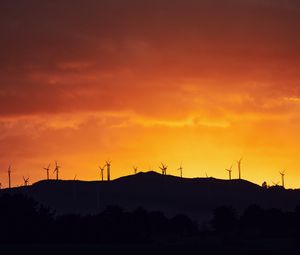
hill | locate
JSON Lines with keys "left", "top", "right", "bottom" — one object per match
{"left": 1, "top": 171, "right": 300, "bottom": 223}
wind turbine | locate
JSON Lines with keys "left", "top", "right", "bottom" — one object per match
{"left": 178, "top": 164, "right": 183, "bottom": 178}
{"left": 23, "top": 176, "right": 29, "bottom": 186}
{"left": 53, "top": 161, "right": 61, "bottom": 180}
{"left": 106, "top": 160, "right": 111, "bottom": 181}
{"left": 226, "top": 164, "right": 233, "bottom": 180}
{"left": 159, "top": 163, "right": 167, "bottom": 175}
{"left": 133, "top": 166, "right": 138, "bottom": 174}
{"left": 236, "top": 157, "right": 243, "bottom": 179}
{"left": 99, "top": 165, "right": 105, "bottom": 181}
{"left": 8, "top": 165, "right": 12, "bottom": 188}
{"left": 44, "top": 163, "right": 51, "bottom": 180}
{"left": 279, "top": 170, "right": 285, "bottom": 188}
{"left": 272, "top": 181, "right": 280, "bottom": 186}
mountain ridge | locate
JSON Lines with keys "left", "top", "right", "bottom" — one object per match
{"left": 1, "top": 171, "right": 299, "bottom": 223}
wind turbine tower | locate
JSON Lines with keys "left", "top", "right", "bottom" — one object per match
{"left": 99, "top": 165, "right": 105, "bottom": 181}
{"left": 23, "top": 176, "right": 29, "bottom": 186}
{"left": 280, "top": 170, "right": 285, "bottom": 188}
{"left": 226, "top": 164, "right": 233, "bottom": 180}
{"left": 8, "top": 165, "right": 12, "bottom": 188}
{"left": 106, "top": 160, "right": 111, "bottom": 181}
{"left": 53, "top": 161, "right": 61, "bottom": 180}
{"left": 236, "top": 158, "right": 243, "bottom": 179}
{"left": 159, "top": 163, "right": 167, "bottom": 175}
{"left": 44, "top": 163, "right": 51, "bottom": 180}
{"left": 178, "top": 164, "right": 183, "bottom": 178}
{"left": 133, "top": 166, "right": 138, "bottom": 174}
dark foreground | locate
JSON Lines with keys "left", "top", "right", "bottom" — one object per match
{"left": 1, "top": 239, "right": 299, "bottom": 255}
{"left": 2, "top": 189, "right": 300, "bottom": 254}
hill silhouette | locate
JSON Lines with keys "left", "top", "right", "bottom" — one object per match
{"left": 1, "top": 171, "right": 299, "bottom": 223}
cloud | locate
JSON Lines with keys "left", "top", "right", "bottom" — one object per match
{"left": 0, "top": 0, "right": 300, "bottom": 119}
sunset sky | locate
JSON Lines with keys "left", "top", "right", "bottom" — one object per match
{"left": 1, "top": 0, "right": 300, "bottom": 188}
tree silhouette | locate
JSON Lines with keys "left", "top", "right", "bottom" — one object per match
{"left": 211, "top": 205, "right": 238, "bottom": 234}
{"left": 240, "top": 204, "right": 265, "bottom": 238}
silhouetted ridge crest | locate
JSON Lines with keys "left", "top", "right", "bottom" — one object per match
{"left": 0, "top": 172, "right": 298, "bottom": 222}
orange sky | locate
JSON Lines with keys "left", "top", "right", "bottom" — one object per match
{"left": 1, "top": 0, "right": 300, "bottom": 188}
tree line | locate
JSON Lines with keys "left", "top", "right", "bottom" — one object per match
{"left": 0, "top": 194, "right": 197, "bottom": 243}
{"left": 1, "top": 193, "right": 300, "bottom": 244}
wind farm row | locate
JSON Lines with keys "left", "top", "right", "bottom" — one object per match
{"left": 0, "top": 158, "right": 286, "bottom": 189}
